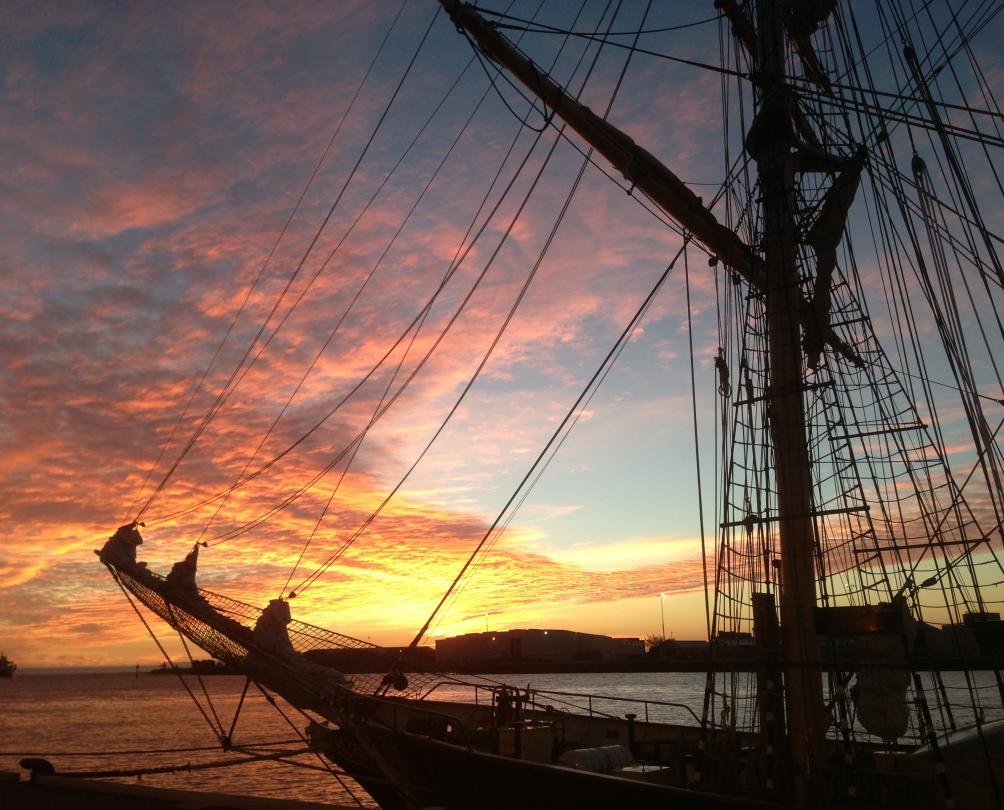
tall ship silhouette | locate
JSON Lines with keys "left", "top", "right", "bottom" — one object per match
{"left": 99, "top": 2, "right": 1004, "bottom": 807}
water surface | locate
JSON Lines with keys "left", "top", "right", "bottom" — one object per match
{"left": 1, "top": 672, "right": 374, "bottom": 806}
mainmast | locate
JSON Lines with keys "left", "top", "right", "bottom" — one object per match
{"left": 748, "top": 0, "right": 825, "bottom": 794}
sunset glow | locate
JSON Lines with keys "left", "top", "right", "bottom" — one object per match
{"left": 2, "top": 1, "right": 1001, "bottom": 669}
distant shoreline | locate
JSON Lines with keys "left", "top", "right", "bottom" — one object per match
{"left": 13, "top": 656, "right": 1000, "bottom": 677}
{"left": 13, "top": 665, "right": 162, "bottom": 675}
{"left": 443, "top": 657, "right": 1004, "bottom": 674}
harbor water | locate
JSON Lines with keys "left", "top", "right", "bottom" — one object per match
{"left": 1, "top": 671, "right": 376, "bottom": 807}
{"left": 2, "top": 670, "right": 1000, "bottom": 806}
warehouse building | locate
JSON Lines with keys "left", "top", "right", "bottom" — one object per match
{"left": 435, "top": 629, "right": 645, "bottom": 666}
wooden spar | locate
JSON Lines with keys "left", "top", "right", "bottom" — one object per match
{"left": 752, "top": 0, "right": 825, "bottom": 797}
{"left": 437, "top": 0, "right": 765, "bottom": 287}
{"left": 437, "top": 0, "right": 864, "bottom": 368}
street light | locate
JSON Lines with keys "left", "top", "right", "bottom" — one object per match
{"left": 659, "top": 592, "right": 666, "bottom": 641}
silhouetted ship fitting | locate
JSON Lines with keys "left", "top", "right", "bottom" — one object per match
{"left": 0, "top": 652, "right": 15, "bottom": 679}
{"left": 99, "top": 1, "right": 1004, "bottom": 807}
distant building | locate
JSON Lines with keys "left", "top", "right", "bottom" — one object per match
{"left": 937, "top": 612, "right": 1004, "bottom": 657}
{"left": 709, "top": 631, "right": 758, "bottom": 661}
{"left": 303, "top": 645, "right": 435, "bottom": 673}
{"left": 651, "top": 639, "right": 710, "bottom": 660}
{"left": 435, "top": 629, "right": 644, "bottom": 666}
{"left": 714, "top": 631, "right": 755, "bottom": 647}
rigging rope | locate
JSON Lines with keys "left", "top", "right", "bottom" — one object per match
{"left": 409, "top": 240, "right": 689, "bottom": 650}
{"left": 685, "top": 242, "right": 714, "bottom": 640}
{"left": 295, "top": 0, "right": 652, "bottom": 602}
{"left": 147, "top": 52, "right": 571, "bottom": 530}
{"left": 198, "top": 107, "right": 557, "bottom": 542}
{"left": 123, "top": 2, "right": 412, "bottom": 521}
{"left": 194, "top": 51, "right": 481, "bottom": 545}
{"left": 472, "top": 5, "right": 723, "bottom": 37}
{"left": 489, "top": 20, "right": 751, "bottom": 80}
{"left": 290, "top": 102, "right": 586, "bottom": 596}
{"left": 279, "top": 0, "right": 557, "bottom": 594}
{"left": 150, "top": 1, "right": 610, "bottom": 535}
{"left": 165, "top": 602, "right": 225, "bottom": 738}
{"left": 135, "top": 2, "right": 439, "bottom": 522}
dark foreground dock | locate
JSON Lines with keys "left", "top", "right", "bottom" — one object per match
{"left": 1, "top": 770, "right": 358, "bottom": 810}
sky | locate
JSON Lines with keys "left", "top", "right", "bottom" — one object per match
{"left": 2, "top": 1, "right": 1003, "bottom": 668}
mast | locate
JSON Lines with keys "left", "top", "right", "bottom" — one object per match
{"left": 440, "top": 0, "right": 828, "bottom": 793}
{"left": 749, "top": 0, "right": 825, "bottom": 795}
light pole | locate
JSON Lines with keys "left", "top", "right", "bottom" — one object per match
{"left": 659, "top": 592, "right": 666, "bottom": 641}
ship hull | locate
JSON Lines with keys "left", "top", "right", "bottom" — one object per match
{"left": 322, "top": 720, "right": 779, "bottom": 810}
{"left": 308, "top": 694, "right": 779, "bottom": 810}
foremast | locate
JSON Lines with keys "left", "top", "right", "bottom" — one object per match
{"left": 439, "top": 0, "right": 828, "bottom": 798}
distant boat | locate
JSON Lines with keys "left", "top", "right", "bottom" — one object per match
{"left": 0, "top": 652, "right": 16, "bottom": 679}
{"left": 149, "top": 658, "right": 239, "bottom": 676}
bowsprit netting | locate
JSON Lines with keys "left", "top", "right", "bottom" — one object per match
{"left": 107, "top": 560, "right": 445, "bottom": 700}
